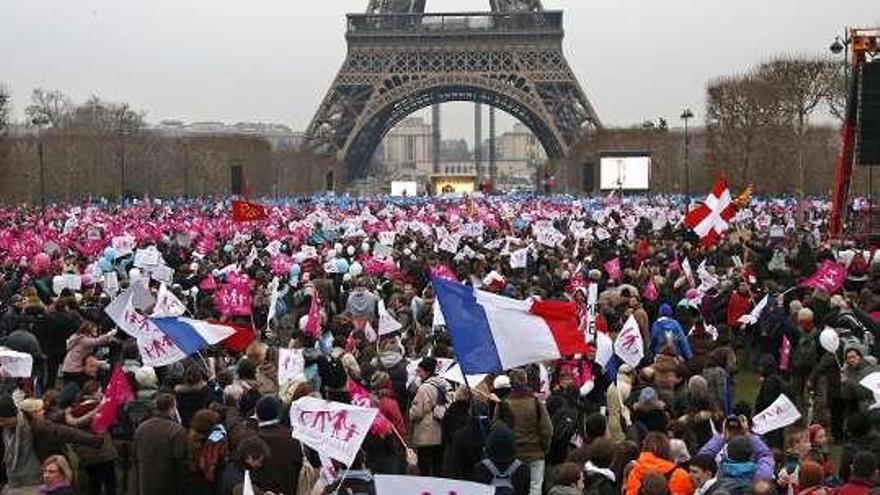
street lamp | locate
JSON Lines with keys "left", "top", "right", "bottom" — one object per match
{"left": 680, "top": 108, "right": 694, "bottom": 208}
{"left": 31, "top": 116, "right": 49, "bottom": 210}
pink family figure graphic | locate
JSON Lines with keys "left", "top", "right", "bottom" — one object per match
{"left": 300, "top": 410, "right": 360, "bottom": 442}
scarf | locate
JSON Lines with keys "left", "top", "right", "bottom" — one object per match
{"left": 585, "top": 461, "right": 616, "bottom": 482}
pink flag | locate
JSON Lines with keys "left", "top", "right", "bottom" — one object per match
{"left": 91, "top": 365, "right": 134, "bottom": 434}
{"left": 643, "top": 278, "right": 658, "bottom": 302}
{"left": 799, "top": 260, "right": 847, "bottom": 294}
{"left": 604, "top": 258, "right": 621, "bottom": 282}
{"left": 346, "top": 379, "right": 392, "bottom": 437}
{"left": 215, "top": 275, "right": 252, "bottom": 317}
{"left": 304, "top": 288, "right": 322, "bottom": 338}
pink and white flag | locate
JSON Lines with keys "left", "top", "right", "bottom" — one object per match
{"left": 799, "top": 260, "right": 847, "bottom": 294}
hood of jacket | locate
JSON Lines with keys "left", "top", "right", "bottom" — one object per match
{"left": 635, "top": 452, "right": 676, "bottom": 475}
{"left": 721, "top": 460, "right": 757, "bottom": 479}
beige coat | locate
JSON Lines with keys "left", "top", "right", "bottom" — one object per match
{"left": 606, "top": 374, "right": 633, "bottom": 443}
{"left": 409, "top": 376, "right": 448, "bottom": 447}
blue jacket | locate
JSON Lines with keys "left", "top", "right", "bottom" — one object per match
{"left": 698, "top": 434, "right": 775, "bottom": 480}
{"left": 650, "top": 317, "right": 693, "bottom": 359}
{"left": 717, "top": 461, "right": 758, "bottom": 495}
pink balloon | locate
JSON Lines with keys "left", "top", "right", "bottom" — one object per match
{"left": 31, "top": 252, "right": 51, "bottom": 275}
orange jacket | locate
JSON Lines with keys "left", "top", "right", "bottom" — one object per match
{"left": 625, "top": 452, "right": 695, "bottom": 495}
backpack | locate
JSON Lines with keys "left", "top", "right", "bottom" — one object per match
{"left": 482, "top": 458, "right": 522, "bottom": 495}
{"left": 113, "top": 396, "right": 154, "bottom": 441}
{"left": 792, "top": 334, "right": 819, "bottom": 374}
{"left": 429, "top": 381, "right": 449, "bottom": 421}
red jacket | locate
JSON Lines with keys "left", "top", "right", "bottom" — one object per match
{"left": 834, "top": 478, "right": 873, "bottom": 495}
{"left": 727, "top": 292, "right": 752, "bottom": 330}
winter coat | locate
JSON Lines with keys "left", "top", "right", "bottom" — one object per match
{"left": 64, "top": 397, "right": 118, "bottom": 466}
{"left": 698, "top": 434, "right": 775, "bottom": 481}
{"left": 716, "top": 460, "right": 758, "bottom": 495}
{"left": 841, "top": 360, "right": 880, "bottom": 410}
{"left": 409, "top": 375, "right": 448, "bottom": 447}
{"left": 61, "top": 331, "right": 114, "bottom": 373}
{"left": 584, "top": 462, "right": 618, "bottom": 495}
{"left": 839, "top": 432, "right": 880, "bottom": 482}
{"left": 503, "top": 393, "right": 553, "bottom": 463}
{"left": 835, "top": 478, "right": 874, "bottom": 495}
{"left": 442, "top": 419, "right": 487, "bottom": 481}
{"left": 605, "top": 379, "right": 632, "bottom": 443}
{"left": 624, "top": 452, "right": 694, "bottom": 495}
{"left": 130, "top": 414, "right": 188, "bottom": 495}
{"left": 1, "top": 413, "right": 102, "bottom": 489}
{"left": 174, "top": 381, "right": 213, "bottom": 429}
{"left": 727, "top": 292, "right": 752, "bottom": 330}
{"left": 651, "top": 317, "right": 693, "bottom": 359}
{"left": 251, "top": 424, "right": 303, "bottom": 495}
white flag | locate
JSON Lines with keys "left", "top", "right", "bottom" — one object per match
{"left": 0, "top": 348, "right": 34, "bottom": 378}
{"left": 105, "top": 288, "right": 187, "bottom": 367}
{"left": 613, "top": 315, "right": 644, "bottom": 368}
{"left": 111, "top": 235, "right": 136, "bottom": 258}
{"left": 752, "top": 394, "right": 801, "bottom": 435}
{"left": 289, "top": 397, "right": 378, "bottom": 466}
{"left": 738, "top": 295, "right": 769, "bottom": 327}
{"left": 278, "top": 348, "right": 305, "bottom": 387}
{"left": 152, "top": 283, "right": 187, "bottom": 318}
{"left": 375, "top": 475, "right": 493, "bottom": 495}
{"left": 682, "top": 258, "right": 694, "bottom": 285}
{"left": 859, "top": 372, "right": 880, "bottom": 409}
{"left": 439, "top": 235, "right": 460, "bottom": 254}
{"left": 378, "top": 231, "right": 396, "bottom": 246}
{"left": 245, "top": 246, "right": 259, "bottom": 269}
{"left": 510, "top": 248, "right": 529, "bottom": 269}
{"left": 378, "top": 300, "right": 402, "bottom": 336}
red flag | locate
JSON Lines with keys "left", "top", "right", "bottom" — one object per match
{"left": 799, "top": 260, "right": 847, "bottom": 294}
{"left": 346, "top": 379, "right": 393, "bottom": 436}
{"left": 91, "top": 365, "right": 134, "bottom": 434}
{"left": 231, "top": 200, "right": 267, "bottom": 222}
{"left": 684, "top": 178, "right": 738, "bottom": 246}
{"left": 304, "top": 287, "right": 322, "bottom": 338}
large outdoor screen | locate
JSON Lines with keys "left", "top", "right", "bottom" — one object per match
{"left": 599, "top": 154, "right": 651, "bottom": 190}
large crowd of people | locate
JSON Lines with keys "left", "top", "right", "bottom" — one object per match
{"left": 0, "top": 193, "right": 878, "bottom": 495}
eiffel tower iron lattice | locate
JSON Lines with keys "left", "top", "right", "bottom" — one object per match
{"left": 305, "top": 1, "right": 601, "bottom": 181}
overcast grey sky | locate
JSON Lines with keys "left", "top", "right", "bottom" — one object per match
{"left": 2, "top": 0, "right": 876, "bottom": 142}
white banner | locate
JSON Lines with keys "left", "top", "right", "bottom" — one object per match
{"left": 278, "top": 348, "right": 305, "bottom": 387}
{"left": 439, "top": 235, "right": 460, "bottom": 254}
{"left": 378, "top": 300, "right": 402, "bottom": 336}
{"left": 613, "top": 315, "right": 644, "bottom": 368}
{"left": 752, "top": 394, "right": 801, "bottom": 435}
{"left": 0, "top": 348, "right": 34, "bottom": 378}
{"left": 375, "top": 475, "right": 493, "bottom": 495}
{"left": 133, "top": 247, "right": 161, "bottom": 268}
{"left": 378, "top": 231, "right": 396, "bottom": 246}
{"left": 105, "top": 288, "right": 187, "bottom": 367}
{"left": 289, "top": 397, "right": 378, "bottom": 466}
{"left": 150, "top": 264, "right": 174, "bottom": 285}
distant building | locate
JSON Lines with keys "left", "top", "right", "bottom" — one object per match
{"left": 152, "top": 120, "right": 304, "bottom": 150}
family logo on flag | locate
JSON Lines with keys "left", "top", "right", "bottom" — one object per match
{"left": 752, "top": 394, "right": 801, "bottom": 435}
{"left": 278, "top": 348, "right": 305, "bottom": 387}
{"left": 684, "top": 178, "right": 739, "bottom": 246}
{"left": 231, "top": 200, "right": 267, "bottom": 222}
{"left": 152, "top": 283, "right": 187, "bottom": 318}
{"left": 799, "top": 260, "right": 847, "bottom": 294}
{"left": 289, "top": 397, "right": 378, "bottom": 466}
{"left": 105, "top": 287, "right": 187, "bottom": 367}
{"left": 614, "top": 315, "right": 644, "bottom": 368}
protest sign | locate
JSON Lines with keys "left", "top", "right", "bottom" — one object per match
{"left": 510, "top": 247, "right": 529, "bottom": 269}
{"left": 439, "top": 235, "right": 460, "bottom": 254}
{"left": 289, "top": 397, "right": 378, "bottom": 466}
{"left": 752, "top": 394, "right": 801, "bottom": 435}
{"left": 150, "top": 264, "right": 174, "bottom": 285}
{"left": 152, "top": 283, "right": 187, "bottom": 318}
{"left": 133, "top": 247, "right": 160, "bottom": 268}
{"left": 0, "top": 348, "right": 34, "bottom": 378}
{"left": 374, "top": 475, "right": 493, "bottom": 495}
{"left": 378, "top": 231, "right": 396, "bottom": 246}
{"left": 278, "top": 348, "right": 305, "bottom": 387}
{"left": 111, "top": 235, "right": 136, "bottom": 257}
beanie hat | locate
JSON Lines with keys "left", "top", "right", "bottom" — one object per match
{"left": 493, "top": 375, "right": 511, "bottom": 390}
{"left": 0, "top": 395, "right": 18, "bottom": 419}
{"left": 134, "top": 367, "right": 158, "bottom": 389}
{"left": 255, "top": 396, "right": 282, "bottom": 422}
{"left": 486, "top": 422, "right": 517, "bottom": 464}
{"left": 727, "top": 435, "right": 752, "bottom": 462}
{"left": 659, "top": 304, "right": 673, "bottom": 317}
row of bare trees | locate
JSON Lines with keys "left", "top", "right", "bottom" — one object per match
{"left": 705, "top": 56, "right": 845, "bottom": 196}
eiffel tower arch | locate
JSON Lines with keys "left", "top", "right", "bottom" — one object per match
{"left": 304, "top": 1, "right": 601, "bottom": 184}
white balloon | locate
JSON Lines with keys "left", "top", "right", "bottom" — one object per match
{"left": 361, "top": 242, "right": 370, "bottom": 253}
{"left": 346, "top": 245, "right": 356, "bottom": 256}
{"left": 819, "top": 327, "right": 840, "bottom": 353}
{"left": 334, "top": 243, "right": 343, "bottom": 253}
{"left": 349, "top": 261, "right": 363, "bottom": 277}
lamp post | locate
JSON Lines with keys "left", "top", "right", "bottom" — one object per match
{"left": 31, "top": 116, "right": 49, "bottom": 210}
{"left": 680, "top": 108, "right": 694, "bottom": 208}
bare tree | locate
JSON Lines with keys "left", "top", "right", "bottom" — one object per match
{"left": 70, "top": 96, "right": 145, "bottom": 133}
{"left": 0, "top": 84, "right": 11, "bottom": 134}
{"left": 757, "top": 57, "right": 838, "bottom": 204}
{"left": 25, "top": 88, "right": 74, "bottom": 127}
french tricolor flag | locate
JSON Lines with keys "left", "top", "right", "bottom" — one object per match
{"left": 149, "top": 317, "right": 237, "bottom": 355}
{"left": 433, "top": 278, "right": 588, "bottom": 374}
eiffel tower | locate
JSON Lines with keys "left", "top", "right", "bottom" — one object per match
{"left": 305, "top": 0, "right": 601, "bottom": 183}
